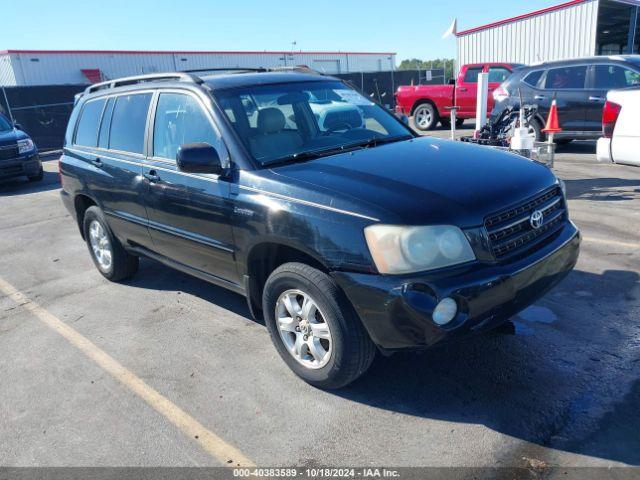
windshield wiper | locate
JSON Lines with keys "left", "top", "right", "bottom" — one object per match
{"left": 264, "top": 135, "right": 413, "bottom": 167}
{"left": 264, "top": 144, "right": 362, "bottom": 167}
{"left": 342, "top": 134, "right": 413, "bottom": 150}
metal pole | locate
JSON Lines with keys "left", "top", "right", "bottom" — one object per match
{"left": 1, "top": 86, "right": 14, "bottom": 125}
{"left": 390, "top": 57, "right": 395, "bottom": 99}
{"left": 627, "top": 6, "right": 639, "bottom": 54}
{"left": 475, "top": 72, "right": 489, "bottom": 135}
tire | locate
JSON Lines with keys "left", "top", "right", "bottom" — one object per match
{"left": 82, "top": 206, "right": 138, "bottom": 282}
{"left": 27, "top": 166, "right": 43, "bottom": 182}
{"left": 527, "top": 118, "right": 544, "bottom": 142}
{"left": 263, "top": 262, "right": 376, "bottom": 389}
{"left": 412, "top": 102, "right": 438, "bottom": 131}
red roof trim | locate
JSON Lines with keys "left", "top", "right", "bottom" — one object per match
{"left": 0, "top": 49, "right": 396, "bottom": 56}
{"left": 456, "top": 0, "right": 587, "bottom": 36}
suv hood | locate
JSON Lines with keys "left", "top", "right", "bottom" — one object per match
{"left": 270, "top": 136, "right": 558, "bottom": 227}
{"left": 0, "top": 129, "right": 27, "bottom": 147}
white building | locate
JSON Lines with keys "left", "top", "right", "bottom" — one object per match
{"left": 0, "top": 49, "right": 397, "bottom": 86}
{"left": 456, "top": 0, "right": 640, "bottom": 69}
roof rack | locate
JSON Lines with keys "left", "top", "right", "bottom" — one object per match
{"left": 84, "top": 72, "right": 203, "bottom": 95}
{"left": 183, "top": 66, "right": 323, "bottom": 76}
{"left": 79, "top": 66, "right": 325, "bottom": 100}
{"left": 181, "top": 67, "right": 268, "bottom": 74}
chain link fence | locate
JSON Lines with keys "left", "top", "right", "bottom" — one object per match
{"left": 0, "top": 69, "right": 445, "bottom": 151}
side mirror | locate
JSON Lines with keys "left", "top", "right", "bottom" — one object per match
{"left": 399, "top": 114, "right": 409, "bottom": 125}
{"left": 176, "top": 142, "right": 223, "bottom": 175}
{"left": 448, "top": 79, "right": 456, "bottom": 85}
{"left": 13, "top": 122, "right": 23, "bottom": 130}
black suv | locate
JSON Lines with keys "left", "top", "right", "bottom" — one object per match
{"left": 492, "top": 56, "right": 640, "bottom": 142}
{"left": 0, "top": 113, "right": 42, "bottom": 182}
{"left": 60, "top": 70, "right": 580, "bottom": 388}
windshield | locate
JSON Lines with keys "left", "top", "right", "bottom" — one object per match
{"left": 0, "top": 114, "right": 13, "bottom": 132}
{"left": 214, "top": 80, "right": 412, "bottom": 166}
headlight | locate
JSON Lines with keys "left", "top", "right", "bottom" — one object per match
{"left": 18, "top": 138, "right": 35, "bottom": 154}
{"left": 558, "top": 178, "right": 567, "bottom": 198}
{"left": 364, "top": 224, "right": 476, "bottom": 274}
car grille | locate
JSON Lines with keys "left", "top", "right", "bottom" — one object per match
{"left": 0, "top": 144, "right": 19, "bottom": 160}
{"left": 484, "top": 187, "right": 566, "bottom": 260}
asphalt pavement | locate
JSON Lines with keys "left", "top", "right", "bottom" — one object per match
{"left": 0, "top": 140, "right": 638, "bottom": 472}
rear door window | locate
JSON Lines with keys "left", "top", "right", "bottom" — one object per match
{"left": 544, "top": 66, "right": 587, "bottom": 89}
{"left": 152, "top": 92, "right": 220, "bottom": 161}
{"left": 75, "top": 98, "right": 106, "bottom": 147}
{"left": 488, "top": 67, "right": 511, "bottom": 83}
{"left": 592, "top": 65, "right": 640, "bottom": 89}
{"left": 463, "top": 67, "right": 483, "bottom": 83}
{"left": 109, "top": 93, "right": 152, "bottom": 154}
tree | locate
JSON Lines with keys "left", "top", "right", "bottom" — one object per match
{"left": 398, "top": 58, "right": 455, "bottom": 82}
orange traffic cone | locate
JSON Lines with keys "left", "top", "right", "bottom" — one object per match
{"left": 542, "top": 99, "right": 562, "bottom": 134}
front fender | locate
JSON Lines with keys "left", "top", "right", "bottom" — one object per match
{"left": 231, "top": 184, "right": 377, "bottom": 277}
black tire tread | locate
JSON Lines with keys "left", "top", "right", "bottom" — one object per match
{"left": 264, "top": 262, "right": 375, "bottom": 388}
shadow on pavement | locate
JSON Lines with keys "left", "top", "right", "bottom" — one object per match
{"left": 564, "top": 177, "right": 640, "bottom": 201}
{"left": 0, "top": 166, "right": 60, "bottom": 196}
{"left": 125, "top": 253, "right": 640, "bottom": 465}
{"left": 554, "top": 140, "right": 597, "bottom": 154}
{"left": 333, "top": 267, "right": 640, "bottom": 465}
{"left": 127, "top": 258, "right": 258, "bottom": 324}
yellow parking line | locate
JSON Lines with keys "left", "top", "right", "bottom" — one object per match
{"left": 582, "top": 236, "right": 639, "bottom": 249}
{"left": 0, "top": 276, "right": 255, "bottom": 467}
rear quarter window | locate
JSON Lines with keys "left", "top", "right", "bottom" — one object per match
{"left": 75, "top": 99, "right": 106, "bottom": 147}
{"left": 523, "top": 70, "right": 544, "bottom": 88}
{"left": 109, "top": 93, "right": 152, "bottom": 154}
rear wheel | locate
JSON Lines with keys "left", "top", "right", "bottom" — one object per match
{"left": 527, "top": 118, "right": 543, "bottom": 142}
{"left": 412, "top": 103, "right": 438, "bottom": 131}
{"left": 263, "top": 262, "right": 376, "bottom": 389}
{"left": 83, "top": 206, "right": 138, "bottom": 281}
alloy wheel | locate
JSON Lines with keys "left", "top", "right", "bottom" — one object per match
{"left": 88, "top": 220, "right": 113, "bottom": 271}
{"left": 275, "top": 289, "right": 332, "bottom": 369}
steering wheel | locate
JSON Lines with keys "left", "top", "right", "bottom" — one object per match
{"left": 324, "top": 122, "right": 354, "bottom": 134}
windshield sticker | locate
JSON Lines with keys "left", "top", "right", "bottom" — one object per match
{"left": 335, "top": 89, "right": 374, "bottom": 106}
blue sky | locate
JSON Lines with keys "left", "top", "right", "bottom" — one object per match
{"left": 1, "top": 0, "right": 559, "bottom": 61}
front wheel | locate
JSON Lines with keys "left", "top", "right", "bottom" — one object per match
{"left": 263, "top": 262, "right": 376, "bottom": 389}
{"left": 412, "top": 103, "right": 438, "bottom": 131}
{"left": 27, "top": 166, "right": 43, "bottom": 182}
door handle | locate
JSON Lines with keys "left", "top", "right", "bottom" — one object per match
{"left": 92, "top": 158, "right": 102, "bottom": 167}
{"left": 534, "top": 95, "right": 546, "bottom": 101}
{"left": 589, "top": 96, "right": 604, "bottom": 102}
{"left": 459, "top": 87, "right": 468, "bottom": 92}
{"left": 143, "top": 170, "right": 160, "bottom": 182}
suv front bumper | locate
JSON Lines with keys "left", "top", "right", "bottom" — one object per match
{"left": 332, "top": 222, "right": 580, "bottom": 351}
{"left": 0, "top": 153, "right": 41, "bottom": 179}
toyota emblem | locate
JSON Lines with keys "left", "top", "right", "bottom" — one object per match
{"left": 530, "top": 210, "right": 544, "bottom": 229}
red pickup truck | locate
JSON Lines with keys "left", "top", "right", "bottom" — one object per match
{"left": 395, "top": 63, "right": 522, "bottom": 131}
